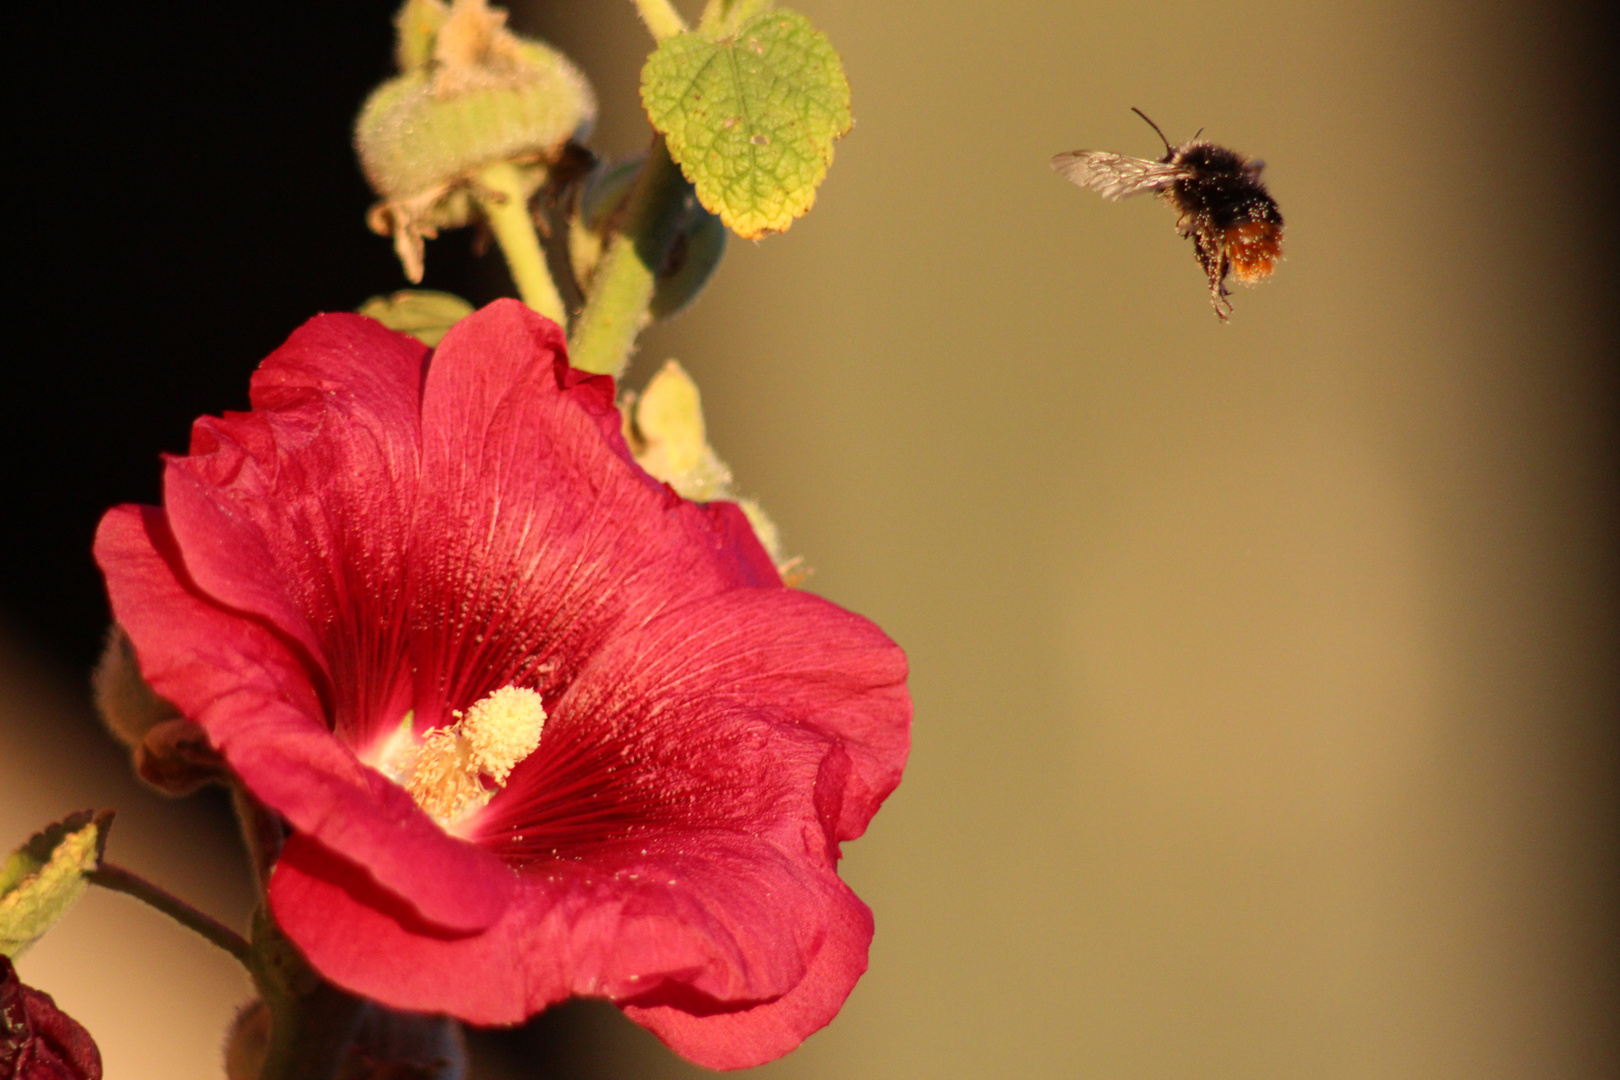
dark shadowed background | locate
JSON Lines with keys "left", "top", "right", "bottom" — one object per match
{"left": 7, "top": 1, "right": 1617, "bottom": 1077}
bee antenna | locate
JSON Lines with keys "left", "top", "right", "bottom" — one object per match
{"left": 1130, "top": 107, "right": 1173, "bottom": 155}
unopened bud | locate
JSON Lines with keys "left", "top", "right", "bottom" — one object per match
{"left": 92, "top": 627, "right": 223, "bottom": 795}
{"left": 223, "top": 1000, "right": 270, "bottom": 1080}
{"left": 0, "top": 956, "right": 103, "bottom": 1079}
{"left": 91, "top": 626, "right": 179, "bottom": 750}
{"left": 357, "top": 0, "right": 595, "bottom": 282}
{"left": 625, "top": 362, "right": 796, "bottom": 576}
{"left": 358, "top": 289, "right": 475, "bottom": 346}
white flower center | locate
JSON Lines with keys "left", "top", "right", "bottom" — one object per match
{"left": 377, "top": 685, "right": 546, "bottom": 827}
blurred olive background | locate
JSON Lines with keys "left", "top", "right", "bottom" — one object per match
{"left": 6, "top": 1, "right": 1616, "bottom": 1077}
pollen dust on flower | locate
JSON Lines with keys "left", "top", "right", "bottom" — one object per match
{"left": 401, "top": 685, "right": 546, "bottom": 825}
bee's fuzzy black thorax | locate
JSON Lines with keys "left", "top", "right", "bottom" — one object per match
{"left": 1165, "top": 143, "right": 1281, "bottom": 233}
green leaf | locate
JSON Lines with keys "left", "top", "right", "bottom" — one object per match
{"left": 358, "top": 290, "right": 475, "bottom": 346}
{"left": 0, "top": 811, "right": 112, "bottom": 958}
{"left": 641, "top": 9, "right": 851, "bottom": 239}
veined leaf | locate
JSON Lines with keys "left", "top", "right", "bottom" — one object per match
{"left": 642, "top": 10, "right": 851, "bottom": 238}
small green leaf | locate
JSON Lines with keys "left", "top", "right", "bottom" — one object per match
{"left": 0, "top": 812, "right": 112, "bottom": 958}
{"left": 641, "top": 9, "right": 851, "bottom": 239}
{"left": 358, "top": 290, "right": 475, "bottom": 346}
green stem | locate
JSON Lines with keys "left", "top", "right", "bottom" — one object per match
{"left": 568, "top": 138, "right": 692, "bottom": 378}
{"left": 257, "top": 983, "right": 366, "bottom": 1080}
{"left": 698, "top": 0, "right": 771, "bottom": 34}
{"left": 89, "top": 862, "right": 251, "bottom": 965}
{"left": 474, "top": 161, "right": 568, "bottom": 325}
{"left": 633, "top": 0, "right": 687, "bottom": 39}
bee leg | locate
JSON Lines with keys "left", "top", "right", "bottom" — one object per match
{"left": 1193, "top": 233, "right": 1232, "bottom": 321}
{"left": 1211, "top": 263, "right": 1233, "bottom": 321}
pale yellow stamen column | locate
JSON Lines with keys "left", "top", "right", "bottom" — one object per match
{"left": 404, "top": 685, "right": 546, "bottom": 826}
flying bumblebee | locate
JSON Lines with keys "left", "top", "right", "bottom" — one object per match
{"left": 1052, "top": 109, "right": 1283, "bottom": 321}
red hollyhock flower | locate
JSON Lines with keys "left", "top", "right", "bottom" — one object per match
{"left": 94, "top": 301, "right": 909, "bottom": 1069}
{"left": 1, "top": 957, "right": 103, "bottom": 1080}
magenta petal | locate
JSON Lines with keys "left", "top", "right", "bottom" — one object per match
{"left": 480, "top": 586, "right": 909, "bottom": 860}
{"left": 269, "top": 835, "right": 534, "bottom": 1023}
{"left": 406, "top": 301, "right": 778, "bottom": 717}
{"left": 613, "top": 587, "right": 909, "bottom": 843}
{"left": 620, "top": 879, "right": 873, "bottom": 1070}
{"left": 165, "top": 313, "right": 428, "bottom": 748}
{"left": 95, "top": 505, "right": 513, "bottom": 934}
{"left": 271, "top": 827, "right": 867, "bottom": 1046}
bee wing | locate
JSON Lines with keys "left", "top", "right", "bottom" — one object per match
{"left": 1050, "top": 150, "right": 1188, "bottom": 201}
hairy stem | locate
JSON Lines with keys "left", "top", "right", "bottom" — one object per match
{"left": 89, "top": 862, "right": 251, "bottom": 965}
{"left": 698, "top": 0, "right": 771, "bottom": 34}
{"left": 632, "top": 0, "right": 687, "bottom": 40}
{"left": 568, "top": 138, "right": 692, "bottom": 378}
{"left": 256, "top": 984, "right": 367, "bottom": 1080}
{"left": 249, "top": 908, "right": 368, "bottom": 1080}
{"left": 474, "top": 161, "right": 568, "bottom": 325}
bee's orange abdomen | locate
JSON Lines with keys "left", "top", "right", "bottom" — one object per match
{"left": 1225, "top": 221, "right": 1283, "bottom": 283}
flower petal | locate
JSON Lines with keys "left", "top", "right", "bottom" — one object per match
{"left": 619, "top": 876, "right": 873, "bottom": 1070}
{"left": 404, "top": 300, "right": 778, "bottom": 727}
{"left": 477, "top": 586, "right": 909, "bottom": 861}
{"left": 267, "top": 580, "right": 905, "bottom": 1059}
{"left": 164, "top": 312, "right": 428, "bottom": 749}
{"left": 270, "top": 825, "right": 870, "bottom": 1060}
{"left": 94, "top": 505, "right": 513, "bottom": 934}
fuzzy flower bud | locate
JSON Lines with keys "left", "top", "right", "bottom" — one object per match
{"left": 357, "top": 0, "right": 596, "bottom": 281}
{"left": 92, "top": 628, "right": 223, "bottom": 795}
{"left": 625, "top": 361, "right": 799, "bottom": 579}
